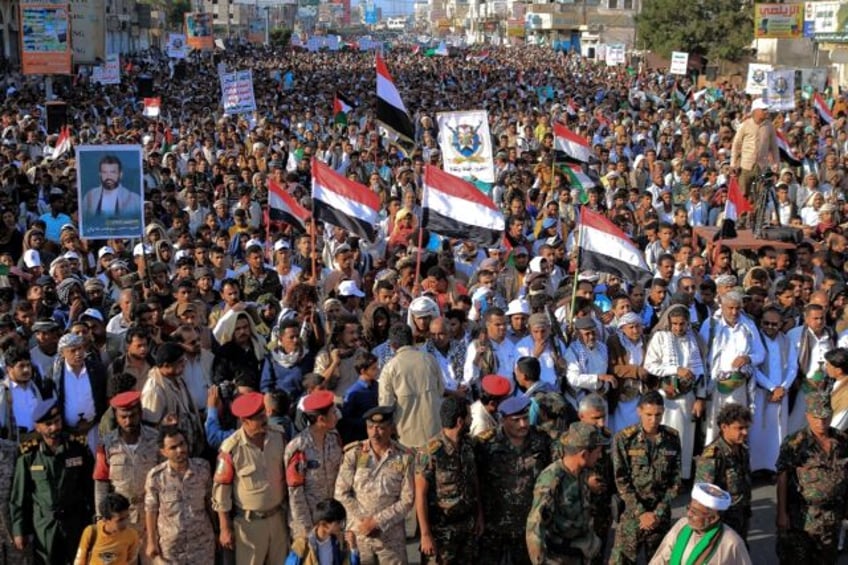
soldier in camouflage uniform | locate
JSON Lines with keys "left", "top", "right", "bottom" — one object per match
{"left": 144, "top": 426, "right": 215, "bottom": 564}
{"left": 474, "top": 395, "right": 552, "bottom": 565}
{"left": 238, "top": 244, "right": 283, "bottom": 302}
{"left": 776, "top": 392, "right": 848, "bottom": 563}
{"left": 611, "top": 391, "right": 682, "bottom": 565}
{"left": 694, "top": 403, "right": 752, "bottom": 540}
{"left": 334, "top": 406, "right": 414, "bottom": 565}
{"left": 10, "top": 399, "right": 94, "bottom": 565}
{"left": 0, "top": 437, "right": 29, "bottom": 565}
{"left": 571, "top": 394, "right": 614, "bottom": 565}
{"left": 525, "top": 421, "right": 606, "bottom": 565}
{"left": 92, "top": 391, "right": 160, "bottom": 563}
{"left": 286, "top": 390, "right": 344, "bottom": 539}
{"left": 415, "top": 397, "right": 481, "bottom": 565}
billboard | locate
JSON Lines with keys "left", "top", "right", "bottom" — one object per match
{"left": 248, "top": 18, "right": 265, "bottom": 44}
{"left": 20, "top": 2, "right": 72, "bottom": 75}
{"left": 185, "top": 12, "right": 214, "bottom": 50}
{"left": 69, "top": 0, "right": 105, "bottom": 64}
{"left": 754, "top": 3, "right": 803, "bottom": 39}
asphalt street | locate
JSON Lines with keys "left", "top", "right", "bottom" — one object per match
{"left": 404, "top": 479, "right": 848, "bottom": 564}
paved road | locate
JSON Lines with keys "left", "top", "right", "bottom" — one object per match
{"left": 404, "top": 479, "right": 848, "bottom": 564}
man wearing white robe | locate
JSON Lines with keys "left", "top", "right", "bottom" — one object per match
{"left": 607, "top": 312, "right": 648, "bottom": 435}
{"left": 786, "top": 304, "right": 836, "bottom": 434}
{"left": 463, "top": 307, "right": 518, "bottom": 390}
{"left": 749, "top": 307, "right": 795, "bottom": 473}
{"left": 644, "top": 304, "right": 707, "bottom": 480}
{"left": 700, "top": 291, "right": 765, "bottom": 445}
{"left": 565, "top": 316, "right": 617, "bottom": 409}
{"left": 515, "top": 313, "right": 567, "bottom": 388}
{"left": 824, "top": 348, "right": 848, "bottom": 431}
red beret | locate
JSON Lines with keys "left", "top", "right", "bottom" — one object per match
{"left": 302, "top": 390, "right": 335, "bottom": 414}
{"left": 231, "top": 392, "right": 265, "bottom": 419}
{"left": 109, "top": 391, "right": 141, "bottom": 410}
{"left": 481, "top": 375, "right": 511, "bottom": 397}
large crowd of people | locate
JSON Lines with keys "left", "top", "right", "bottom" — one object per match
{"left": 0, "top": 40, "right": 847, "bottom": 564}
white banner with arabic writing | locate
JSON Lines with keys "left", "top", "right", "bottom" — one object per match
{"left": 220, "top": 70, "right": 257, "bottom": 115}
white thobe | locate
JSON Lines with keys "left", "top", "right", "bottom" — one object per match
{"left": 515, "top": 336, "right": 567, "bottom": 387}
{"left": 564, "top": 341, "right": 609, "bottom": 411}
{"left": 470, "top": 400, "right": 498, "bottom": 438}
{"left": 749, "top": 334, "right": 794, "bottom": 472}
{"left": 644, "top": 330, "right": 706, "bottom": 480}
{"left": 62, "top": 362, "right": 98, "bottom": 451}
{"left": 831, "top": 378, "right": 848, "bottom": 432}
{"left": 786, "top": 326, "right": 834, "bottom": 434}
{"left": 701, "top": 317, "right": 765, "bottom": 445}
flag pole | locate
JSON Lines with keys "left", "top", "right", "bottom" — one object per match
{"left": 310, "top": 217, "right": 317, "bottom": 282}
{"left": 567, "top": 211, "right": 583, "bottom": 337}
{"left": 413, "top": 179, "right": 428, "bottom": 297}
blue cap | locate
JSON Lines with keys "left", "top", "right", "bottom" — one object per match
{"left": 542, "top": 217, "right": 557, "bottom": 229}
{"left": 498, "top": 395, "right": 531, "bottom": 416}
{"left": 32, "top": 398, "right": 59, "bottom": 424}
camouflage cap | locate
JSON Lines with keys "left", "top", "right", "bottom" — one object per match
{"left": 806, "top": 392, "right": 833, "bottom": 419}
{"left": 561, "top": 421, "right": 608, "bottom": 450}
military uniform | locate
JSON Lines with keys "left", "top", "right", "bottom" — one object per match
{"left": 93, "top": 425, "right": 160, "bottom": 526}
{"left": 587, "top": 428, "right": 614, "bottom": 565}
{"left": 238, "top": 268, "right": 282, "bottom": 302}
{"left": 144, "top": 458, "right": 215, "bottom": 564}
{"left": 285, "top": 426, "right": 344, "bottom": 538}
{"left": 334, "top": 439, "right": 415, "bottom": 565}
{"left": 694, "top": 435, "right": 752, "bottom": 540}
{"left": 610, "top": 424, "right": 682, "bottom": 565}
{"left": 415, "top": 431, "right": 478, "bottom": 564}
{"left": 474, "top": 426, "right": 552, "bottom": 565}
{"left": 10, "top": 433, "right": 94, "bottom": 565}
{"left": 211, "top": 426, "right": 289, "bottom": 565}
{"left": 775, "top": 426, "right": 848, "bottom": 563}
{"left": 0, "top": 438, "right": 30, "bottom": 565}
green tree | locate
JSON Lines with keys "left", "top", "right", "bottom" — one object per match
{"left": 168, "top": 0, "right": 192, "bottom": 30}
{"left": 269, "top": 28, "right": 292, "bottom": 48}
{"left": 636, "top": 0, "right": 753, "bottom": 62}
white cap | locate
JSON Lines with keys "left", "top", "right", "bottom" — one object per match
{"left": 245, "top": 239, "right": 263, "bottom": 250}
{"left": 691, "top": 483, "right": 732, "bottom": 512}
{"left": 751, "top": 98, "right": 770, "bottom": 112}
{"left": 337, "top": 280, "right": 365, "bottom": 298}
{"left": 23, "top": 249, "right": 41, "bottom": 268}
{"left": 80, "top": 308, "right": 104, "bottom": 323}
{"left": 133, "top": 243, "right": 153, "bottom": 257}
{"left": 505, "top": 299, "right": 530, "bottom": 317}
{"left": 63, "top": 251, "right": 80, "bottom": 261}
{"left": 529, "top": 256, "right": 548, "bottom": 274}
{"left": 142, "top": 135, "right": 153, "bottom": 145}
{"left": 97, "top": 246, "right": 115, "bottom": 259}
{"left": 174, "top": 249, "right": 192, "bottom": 261}
{"left": 274, "top": 239, "right": 291, "bottom": 252}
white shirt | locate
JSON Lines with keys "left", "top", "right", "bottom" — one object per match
{"left": 700, "top": 315, "right": 765, "bottom": 378}
{"left": 757, "top": 334, "right": 795, "bottom": 391}
{"left": 182, "top": 355, "right": 209, "bottom": 411}
{"left": 788, "top": 326, "right": 833, "bottom": 377}
{"left": 516, "top": 336, "right": 566, "bottom": 387}
{"left": 106, "top": 313, "right": 131, "bottom": 336}
{"left": 10, "top": 380, "right": 38, "bottom": 431}
{"left": 564, "top": 341, "right": 609, "bottom": 394}
{"left": 462, "top": 338, "right": 518, "bottom": 387}
{"left": 29, "top": 346, "right": 55, "bottom": 380}
{"left": 62, "top": 362, "right": 95, "bottom": 426}
{"left": 428, "top": 345, "right": 459, "bottom": 392}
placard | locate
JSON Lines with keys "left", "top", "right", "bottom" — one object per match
{"left": 167, "top": 33, "right": 187, "bottom": 59}
{"left": 76, "top": 145, "right": 145, "bottom": 239}
{"left": 92, "top": 53, "right": 120, "bottom": 85}
{"left": 220, "top": 70, "right": 257, "bottom": 115}
{"left": 670, "top": 51, "right": 689, "bottom": 76}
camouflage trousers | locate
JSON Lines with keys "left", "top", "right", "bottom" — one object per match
{"left": 421, "top": 524, "right": 475, "bottom": 565}
{"left": 590, "top": 503, "right": 612, "bottom": 565}
{"left": 477, "top": 531, "right": 531, "bottom": 565}
{"left": 777, "top": 528, "right": 839, "bottom": 565}
{"left": 608, "top": 511, "right": 669, "bottom": 565}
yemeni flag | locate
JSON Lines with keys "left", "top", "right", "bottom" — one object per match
{"left": 553, "top": 123, "right": 592, "bottom": 163}
{"left": 311, "top": 159, "right": 381, "bottom": 241}
{"left": 143, "top": 97, "right": 161, "bottom": 118}
{"left": 268, "top": 179, "right": 310, "bottom": 231}
{"left": 376, "top": 54, "right": 415, "bottom": 142}
{"left": 333, "top": 92, "right": 354, "bottom": 126}
{"left": 776, "top": 130, "right": 802, "bottom": 167}
{"left": 465, "top": 50, "right": 489, "bottom": 63}
{"left": 51, "top": 126, "right": 71, "bottom": 160}
{"left": 814, "top": 92, "right": 834, "bottom": 125}
{"left": 724, "top": 177, "right": 753, "bottom": 221}
{"left": 422, "top": 165, "right": 504, "bottom": 247}
{"left": 578, "top": 208, "right": 650, "bottom": 282}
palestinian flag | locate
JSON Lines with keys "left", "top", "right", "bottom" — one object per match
{"left": 672, "top": 86, "right": 690, "bottom": 110}
{"left": 333, "top": 92, "right": 355, "bottom": 126}
{"left": 563, "top": 164, "right": 598, "bottom": 204}
{"left": 814, "top": 92, "right": 834, "bottom": 125}
{"left": 553, "top": 123, "right": 591, "bottom": 163}
{"left": 422, "top": 165, "right": 504, "bottom": 247}
{"left": 376, "top": 54, "right": 415, "bottom": 142}
{"left": 578, "top": 208, "right": 650, "bottom": 282}
{"left": 776, "top": 130, "right": 801, "bottom": 167}
{"left": 311, "top": 159, "right": 381, "bottom": 241}
{"left": 425, "top": 41, "right": 448, "bottom": 57}
{"left": 268, "top": 179, "right": 310, "bottom": 231}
